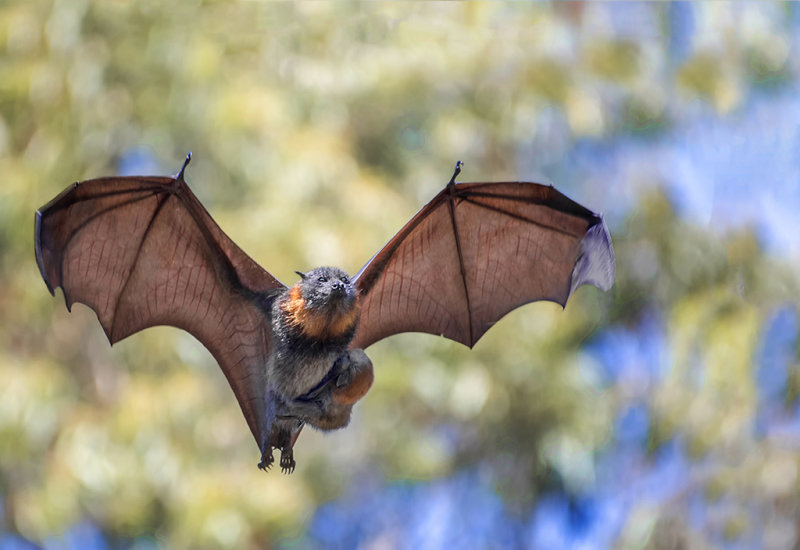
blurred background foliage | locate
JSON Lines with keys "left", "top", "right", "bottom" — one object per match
{"left": 1, "top": 2, "right": 800, "bottom": 549}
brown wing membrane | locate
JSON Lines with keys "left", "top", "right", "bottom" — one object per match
{"left": 35, "top": 160, "right": 285, "bottom": 452}
{"left": 351, "top": 181, "right": 614, "bottom": 349}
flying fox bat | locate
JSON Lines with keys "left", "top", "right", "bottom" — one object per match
{"left": 35, "top": 154, "right": 614, "bottom": 473}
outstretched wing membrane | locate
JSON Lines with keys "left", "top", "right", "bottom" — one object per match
{"left": 35, "top": 158, "right": 285, "bottom": 451}
{"left": 352, "top": 180, "right": 614, "bottom": 349}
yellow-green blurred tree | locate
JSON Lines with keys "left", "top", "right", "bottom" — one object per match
{"left": 1, "top": 1, "right": 798, "bottom": 548}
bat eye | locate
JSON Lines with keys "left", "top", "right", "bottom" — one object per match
{"left": 317, "top": 276, "right": 328, "bottom": 283}
{"left": 340, "top": 277, "right": 349, "bottom": 284}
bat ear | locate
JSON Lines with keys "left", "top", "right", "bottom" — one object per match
{"left": 294, "top": 270, "right": 307, "bottom": 280}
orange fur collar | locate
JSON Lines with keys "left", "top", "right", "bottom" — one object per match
{"left": 281, "top": 285, "right": 360, "bottom": 341}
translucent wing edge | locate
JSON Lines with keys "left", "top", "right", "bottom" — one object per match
{"left": 34, "top": 208, "right": 54, "bottom": 296}
{"left": 570, "top": 217, "right": 615, "bottom": 296}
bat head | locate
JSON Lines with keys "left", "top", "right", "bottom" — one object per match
{"left": 293, "top": 266, "right": 357, "bottom": 314}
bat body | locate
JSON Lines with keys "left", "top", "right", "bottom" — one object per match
{"left": 262, "top": 267, "right": 366, "bottom": 471}
{"left": 35, "top": 155, "right": 614, "bottom": 472}
{"left": 271, "top": 266, "right": 359, "bottom": 397}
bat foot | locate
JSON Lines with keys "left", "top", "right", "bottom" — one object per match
{"left": 279, "top": 449, "right": 296, "bottom": 474}
{"left": 258, "top": 451, "right": 274, "bottom": 472}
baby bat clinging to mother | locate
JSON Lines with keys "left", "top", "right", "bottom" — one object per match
{"left": 35, "top": 155, "right": 614, "bottom": 473}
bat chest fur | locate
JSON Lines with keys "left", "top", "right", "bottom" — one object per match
{"left": 270, "top": 287, "right": 360, "bottom": 397}
{"left": 272, "top": 352, "right": 343, "bottom": 398}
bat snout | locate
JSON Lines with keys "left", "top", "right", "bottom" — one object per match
{"left": 329, "top": 281, "right": 357, "bottom": 303}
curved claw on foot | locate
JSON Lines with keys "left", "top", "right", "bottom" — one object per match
{"left": 258, "top": 451, "right": 274, "bottom": 472}
{"left": 280, "top": 450, "right": 296, "bottom": 474}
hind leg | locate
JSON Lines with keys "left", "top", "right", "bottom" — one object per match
{"left": 279, "top": 445, "right": 296, "bottom": 474}
{"left": 270, "top": 418, "right": 302, "bottom": 474}
{"left": 258, "top": 449, "right": 274, "bottom": 471}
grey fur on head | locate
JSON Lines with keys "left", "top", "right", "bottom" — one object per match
{"left": 294, "top": 266, "right": 357, "bottom": 312}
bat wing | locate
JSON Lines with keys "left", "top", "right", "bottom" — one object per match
{"left": 35, "top": 157, "right": 286, "bottom": 452}
{"left": 351, "top": 180, "right": 614, "bottom": 349}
